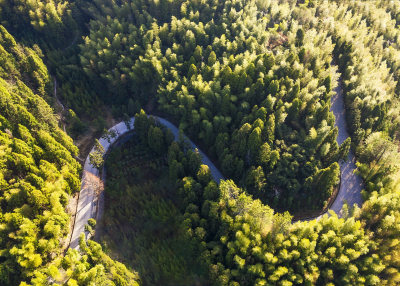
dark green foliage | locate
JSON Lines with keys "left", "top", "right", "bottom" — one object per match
{"left": 67, "top": 109, "right": 87, "bottom": 137}
{"left": 305, "top": 162, "right": 340, "bottom": 208}
{"left": 79, "top": 0, "right": 343, "bottom": 213}
{"left": 100, "top": 123, "right": 208, "bottom": 285}
{"left": 1, "top": 0, "right": 400, "bottom": 285}
{"left": 0, "top": 0, "right": 80, "bottom": 48}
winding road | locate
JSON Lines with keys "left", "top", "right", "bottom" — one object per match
{"left": 69, "top": 81, "right": 364, "bottom": 249}
{"left": 69, "top": 116, "right": 224, "bottom": 249}
{"left": 329, "top": 83, "right": 363, "bottom": 214}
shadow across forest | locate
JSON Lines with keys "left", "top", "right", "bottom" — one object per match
{"left": 98, "top": 135, "right": 209, "bottom": 286}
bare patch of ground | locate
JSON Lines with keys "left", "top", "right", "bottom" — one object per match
{"left": 74, "top": 109, "right": 117, "bottom": 162}
{"left": 62, "top": 192, "right": 79, "bottom": 251}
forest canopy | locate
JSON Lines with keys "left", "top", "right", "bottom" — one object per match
{"left": 0, "top": 25, "right": 81, "bottom": 284}
{"left": 0, "top": 0, "right": 400, "bottom": 285}
{"left": 80, "top": 0, "right": 344, "bottom": 212}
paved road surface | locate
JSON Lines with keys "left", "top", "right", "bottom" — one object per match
{"left": 156, "top": 117, "right": 224, "bottom": 182}
{"left": 328, "top": 83, "right": 363, "bottom": 215}
{"left": 69, "top": 116, "right": 223, "bottom": 249}
{"left": 70, "top": 82, "right": 364, "bottom": 248}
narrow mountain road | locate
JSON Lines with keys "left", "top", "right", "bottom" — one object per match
{"left": 69, "top": 79, "right": 364, "bottom": 249}
{"left": 156, "top": 117, "right": 224, "bottom": 182}
{"left": 329, "top": 82, "right": 363, "bottom": 215}
{"left": 69, "top": 117, "right": 223, "bottom": 249}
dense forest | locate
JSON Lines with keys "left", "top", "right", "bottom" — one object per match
{"left": 0, "top": 25, "right": 80, "bottom": 284}
{"left": 79, "top": 0, "right": 345, "bottom": 212}
{"left": 0, "top": 21, "right": 139, "bottom": 285}
{"left": 101, "top": 112, "right": 382, "bottom": 285}
{"left": 0, "top": 0, "right": 400, "bottom": 285}
{"left": 100, "top": 121, "right": 207, "bottom": 285}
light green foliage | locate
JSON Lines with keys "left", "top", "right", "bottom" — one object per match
{"left": 79, "top": 0, "right": 343, "bottom": 213}
{"left": 88, "top": 218, "right": 96, "bottom": 228}
{"left": 1, "top": 0, "right": 400, "bottom": 285}
{"left": 197, "top": 164, "right": 212, "bottom": 186}
{"left": 0, "top": 26, "right": 80, "bottom": 285}
{"left": 173, "top": 150, "right": 382, "bottom": 285}
{"left": 26, "top": 234, "right": 139, "bottom": 285}
{"left": 89, "top": 139, "right": 105, "bottom": 170}
{"left": 0, "top": 0, "right": 78, "bottom": 46}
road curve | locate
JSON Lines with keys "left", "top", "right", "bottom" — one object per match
{"left": 328, "top": 82, "right": 363, "bottom": 215}
{"left": 156, "top": 117, "right": 224, "bottom": 182}
{"left": 303, "top": 81, "right": 364, "bottom": 221}
{"left": 70, "top": 82, "right": 364, "bottom": 248}
{"left": 69, "top": 116, "right": 223, "bottom": 249}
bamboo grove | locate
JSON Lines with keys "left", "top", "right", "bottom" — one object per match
{"left": 0, "top": 0, "right": 400, "bottom": 285}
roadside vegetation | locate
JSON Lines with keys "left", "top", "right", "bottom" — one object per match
{"left": 100, "top": 126, "right": 208, "bottom": 285}
{"left": 0, "top": 0, "right": 400, "bottom": 285}
{"left": 99, "top": 112, "right": 383, "bottom": 285}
